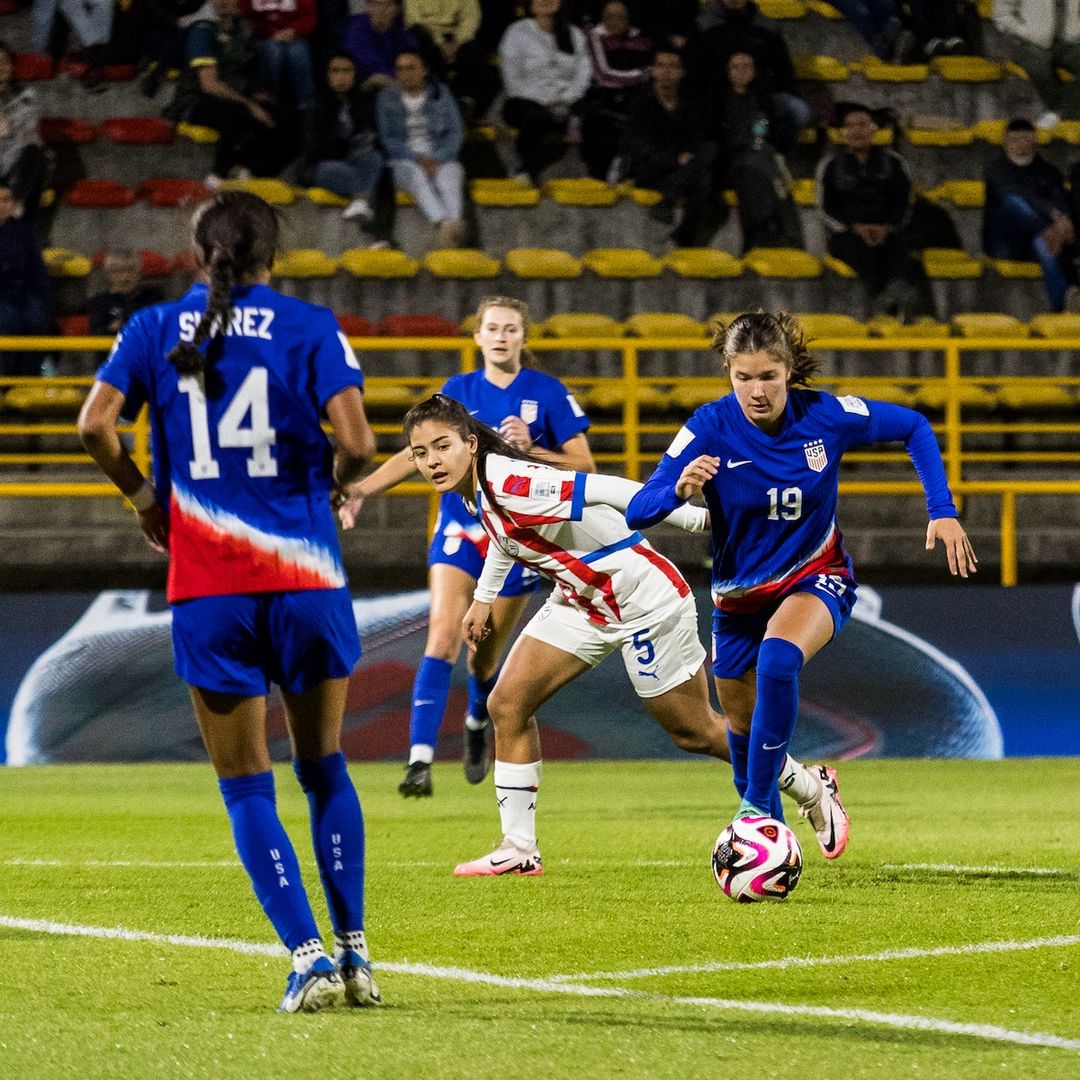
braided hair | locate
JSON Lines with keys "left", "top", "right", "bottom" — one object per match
{"left": 710, "top": 310, "right": 820, "bottom": 389}
{"left": 166, "top": 191, "right": 280, "bottom": 376}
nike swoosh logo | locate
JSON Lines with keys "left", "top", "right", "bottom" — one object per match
{"left": 822, "top": 818, "right": 838, "bottom": 853}
{"left": 762, "top": 741, "right": 786, "bottom": 751}
{"left": 413, "top": 699, "right": 435, "bottom": 707}
{"left": 490, "top": 857, "right": 517, "bottom": 866}
{"left": 726, "top": 459, "right": 752, "bottom": 469}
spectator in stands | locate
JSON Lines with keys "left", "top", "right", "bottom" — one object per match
{"left": 141, "top": 0, "right": 210, "bottom": 99}
{"left": 303, "top": 53, "right": 391, "bottom": 247}
{"left": 239, "top": 0, "right": 319, "bottom": 137}
{"left": 87, "top": 251, "right": 165, "bottom": 336}
{"left": 983, "top": 117, "right": 1078, "bottom": 312}
{"left": 31, "top": 0, "right": 112, "bottom": 86}
{"left": 345, "top": 0, "right": 419, "bottom": 93}
{"left": 578, "top": 1, "right": 652, "bottom": 181}
{"left": 0, "top": 41, "right": 47, "bottom": 223}
{"left": 826, "top": 1, "right": 903, "bottom": 60}
{"left": 169, "top": 0, "right": 282, "bottom": 185}
{"left": 714, "top": 51, "right": 801, "bottom": 251}
{"left": 690, "top": 0, "right": 811, "bottom": 151}
{"left": 816, "top": 104, "right": 932, "bottom": 319}
{"left": 619, "top": 46, "right": 723, "bottom": 248}
{"left": 999, "top": 10, "right": 1080, "bottom": 126}
{"left": 903, "top": 0, "right": 968, "bottom": 59}
{"left": 0, "top": 182, "right": 52, "bottom": 376}
{"left": 498, "top": 0, "right": 592, "bottom": 185}
{"left": 376, "top": 49, "right": 465, "bottom": 247}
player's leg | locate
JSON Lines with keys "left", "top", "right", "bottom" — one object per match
{"left": 462, "top": 589, "right": 531, "bottom": 783}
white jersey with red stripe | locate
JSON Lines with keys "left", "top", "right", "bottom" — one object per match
{"left": 472, "top": 455, "right": 691, "bottom": 626}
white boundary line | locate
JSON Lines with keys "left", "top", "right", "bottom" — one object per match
{"left": 884, "top": 862, "right": 1077, "bottom": 877}
{"left": 0, "top": 914, "right": 1077, "bottom": 1053}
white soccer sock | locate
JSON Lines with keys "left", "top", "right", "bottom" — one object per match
{"left": 409, "top": 744, "right": 434, "bottom": 765}
{"left": 291, "top": 937, "right": 328, "bottom": 974}
{"left": 493, "top": 759, "right": 541, "bottom": 849}
{"left": 778, "top": 755, "right": 819, "bottom": 805}
{"left": 335, "top": 930, "right": 369, "bottom": 960}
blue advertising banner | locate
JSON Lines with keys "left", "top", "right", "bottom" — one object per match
{"left": 1, "top": 586, "right": 1077, "bottom": 764}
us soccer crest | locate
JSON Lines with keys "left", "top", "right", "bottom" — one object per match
{"left": 520, "top": 399, "right": 539, "bottom": 424}
{"left": 804, "top": 439, "right": 828, "bottom": 472}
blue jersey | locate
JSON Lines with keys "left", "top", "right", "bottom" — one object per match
{"left": 627, "top": 390, "right": 957, "bottom": 613}
{"left": 97, "top": 282, "right": 365, "bottom": 603}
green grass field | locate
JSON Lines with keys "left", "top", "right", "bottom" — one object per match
{"left": 1, "top": 759, "right": 1078, "bottom": 1079}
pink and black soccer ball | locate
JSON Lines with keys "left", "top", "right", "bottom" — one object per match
{"left": 712, "top": 815, "right": 803, "bottom": 903}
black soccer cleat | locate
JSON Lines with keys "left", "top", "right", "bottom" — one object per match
{"left": 399, "top": 760, "right": 433, "bottom": 798}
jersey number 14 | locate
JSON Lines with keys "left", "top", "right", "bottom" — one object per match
{"left": 179, "top": 368, "right": 278, "bottom": 479}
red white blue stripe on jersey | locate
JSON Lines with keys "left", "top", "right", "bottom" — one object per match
{"left": 168, "top": 484, "right": 345, "bottom": 602}
{"left": 712, "top": 522, "right": 850, "bottom": 614}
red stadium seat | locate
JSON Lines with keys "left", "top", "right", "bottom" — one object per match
{"left": 136, "top": 178, "right": 212, "bottom": 207}
{"left": 13, "top": 53, "right": 55, "bottom": 82}
{"left": 99, "top": 117, "right": 175, "bottom": 145}
{"left": 171, "top": 250, "right": 199, "bottom": 277}
{"left": 56, "top": 314, "right": 90, "bottom": 336}
{"left": 0, "top": 1, "right": 20, "bottom": 14}
{"left": 92, "top": 249, "right": 174, "bottom": 278}
{"left": 38, "top": 116, "right": 96, "bottom": 145}
{"left": 335, "top": 314, "right": 375, "bottom": 337}
{"left": 102, "top": 64, "right": 137, "bottom": 81}
{"left": 375, "top": 314, "right": 461, "bottom": 337}
{"left": 64, "top": 179, "right": 137, "bottom": 208}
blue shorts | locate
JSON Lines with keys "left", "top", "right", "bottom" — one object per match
{"left": 172, "top": 587, "right": 361, "bottom": 696}
{"left": 711, "top": 573, "right": 858, "bottom": 680}
{"left": 428, "top": 491, "right": 542, "bottom": 598}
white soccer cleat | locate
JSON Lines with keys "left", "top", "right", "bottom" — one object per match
{"left": 453, "top": 837, "right": 543, "bottom": 877}
{"left": 278, "top": 956, "right": 346, "bottom": 1013}
{"left": 798, "top": 764, "right": 850, "bottom": 860}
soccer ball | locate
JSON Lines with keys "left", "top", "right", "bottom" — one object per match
{"left": 712, "top": 815, "right": 803, "bottom": 903}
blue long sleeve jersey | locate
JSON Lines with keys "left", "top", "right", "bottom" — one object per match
{"left": 625, "top": 390, "right": 957, "bottom": 613}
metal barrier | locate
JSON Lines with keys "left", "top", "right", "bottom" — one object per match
{"left": 2, "top": 334, "right": 1079, "bottom": 586}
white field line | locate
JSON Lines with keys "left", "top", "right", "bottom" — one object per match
{"left": 548, "top": 935, "right": 1080, "bottom": 984}
{"left": 1, "top": 915, "right": 1078, "bottom": 1053}
{"left": 884, "top": 862, "right": 1076, "bottom": 877}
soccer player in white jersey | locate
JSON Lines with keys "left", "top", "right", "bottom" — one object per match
{"left": 627, "top": 311, "right": 978, "bottom": 850}
{"left": 391, "top": 393, "right": 846, "bottom": 876}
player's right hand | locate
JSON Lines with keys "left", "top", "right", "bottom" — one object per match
{"left": 137, "top": 504, "right": 169, "bottom": 554}
{"left": 462, "top": 600, "right": 493, "bottom": 650}
{"left": 336, "top": 486, "right": 365, "bottom": 529}
{"left": 675, "top": 455, "right": 720, "bottom": 500}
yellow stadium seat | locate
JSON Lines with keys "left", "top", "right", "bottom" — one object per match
{"left": 470, "top": 179, "right": 541, "bottom": 207}
{"left": 791, "top": 178, "right": 816, "bottom": 205}
{"left": 1049, "top": 120, "right": 1080, "bottom": 144}
{"left": 663, "top": 249, "right": 743, "bottom": 278}
{"left": 931, "top": 56, "right": 1002, "bottom": 82}
{"left": 868, "top": 316, "right": 952, "bottom": 338}
{"left": 625, "top": 186, "right": 663, "bottom": 206}
{"left": 218, "top": 177, "right": 296, "bottom": 205}
{"left": 1028, "top": 313, "right": 1080, "bottom": 337}
{"left": 757, "top": 0, "right": 806, "bottom": 16}
{"left": 922, "top": 249, "right": 983, "bottom": 279}
{"left": 743, "top": 247, "right": 822, "bottom": 278}
{"left": 175, "top": 121, "right": 219, "bottom": 144}
{"left": 586, "top": 383, "right": 668, "bottom": 412}
{"left": 827, "top": 125, "right": 892, "bottom": 145}
{"left": 985, "top": 258, "right": 1042, "bottom": 279}
{"left": 914, "top": 383, "right": 997, "bottom": 410}
{"left": 855, "top": 57, "right": 929, "bottom": 82}
{"left": 805, "top": 0, "right": 842, "bottom": 15}
{"left": 624, "top": 313, "right": 707, "bottom": 337}
{"left": 668, "top": 382, "right": 721, "bottom": 412}
{"left": 395, "top": 190, "right": 416, "bottom": 207}
{"left": 38, "top": 188, "right": 55, "bottom": 208}
{"left": 582, "top": 248, "right": 663, "bottom": 278}
{"left": 835, "top": 382, "right": 914, "bottom": 406}
{"left": 42, "top": 247, "right": 92, "bottom": 278}
{"left": 996, "top": 384, "right": 1075, "bottom": 410}
{"left": 795, "top": 313, "right": 868, "bottom": 339}
{"left": 422, "top": 249, "right": 501, "bottom": 278}
{"left": 362, "top": 383, "right": 421, "bottom": 411}
{"left": 545, "top": 178, "right": 620, "bottom": 207}
{"left": 793, "top": 54, "right": 848, "bottom": 81}
{"left": 951, "top": 313, "right": 1029, "bottom": 338}
{"left": 823, "top": 255, "right": 857, "bottom": 279}
{"left": 505, "top": 248, "right": 583, "bottom": 279}
{"left": 972, "top": 119, "right": 1052, "bottom": 146}
{"left": 904, "top": 125, "right": 974, "bottom": 147}
{"left": 305, "top": 187, "right": 349, "bottom": 207}
{"left": 541, "top": 313, "right": 624, "bottom": 337}
{"left": 465, "top": 123, "right": 498, "bottom": 142}
{"left": 339, "top": 249, "right": 419, "bottom": 278}
{"left": 4, "top": 384, "right": 87, "bottom": 413}
{"left": 272, "top": 249, "right": 339, "bottom": 278}
{"left": 936, "top": 180, "right": 986, "bottom": 207}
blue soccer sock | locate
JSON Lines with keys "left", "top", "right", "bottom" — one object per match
{"left": 408, "top": 656, "right": 454, "bottom": 762}
{"left": 293, "top": 751, "right": 366, "bottom": 936}
{"left": 726, "top": 726, "right": 749, "bottom": 799}
{"left": 466, "top": 672, "right": 498, "bottom": 725}
{"left": 218, "top": 771, "right": 320, "bottom": 952}
{"left": 743, "top": 638, "right": 804, "bottom": 818}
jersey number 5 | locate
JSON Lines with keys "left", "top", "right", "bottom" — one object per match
{"left": 179, "top": 368, "right": 278, "bottom": 480}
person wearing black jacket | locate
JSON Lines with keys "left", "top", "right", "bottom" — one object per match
{"left": 619, "top": 47, "right": 723, "bottom": 247}
{"left": 0, "top": 182, "right": 51, "bottom": 376}
{"left": 984, "top": 118, "right": 1076, "bottom": 312}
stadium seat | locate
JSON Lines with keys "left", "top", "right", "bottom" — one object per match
{"left": 995, "top": 384, "right": 1075, "bottom": 410}
{"left": 913, "top": 382, "right": 998, "bottom": 410}
{"left": 931, "top": 56, "right": 1003, "bottom": 82}
{"left": 42, "top": 248, "right": 92, "bottom": 277}
{"left": 822, "top": 255, "right": 857, "bottom": 279}
{"left": 904, "top": 125, "right": 975, "bottom": 148}
{"left": 743, "top": 248, "right": 822, "bottom": 278}
{"left": 272, "top": 249, "right": 339, "bottom": 278}
{"left": 545, "top": 178, "right": 620, "bottom": 207}
{"left": 792, "top": 54, "right": 848, "bottom": 81}
{"left": 63, "top": 179, "right": 137, "bottom": 208}
{"left": 92, "top": 250, "right": 174, "bottom": 278}
{"left": 13, "top": 53, "right": 55, "bottom": 81}
{"left": 56, "top": 314, "right": 90, "bottom": 336}
{"left": 582, "top": 249, "right": 663, "bottom": 278}
{"left": 361, "top": 383, "right": 422, "bottom": 411}
{"left": 624, "top": 313, "right": 707, "bottom": 337}
{"left": 505, "top": 248, "right": 583, "bottom": 279}
{"left": 869, "top": 316, "right": 952, "bottom": 338}
{"left": 541, "top": 313, "right": 624, "bottom": 337}
{"left": 340, "top": 249, "right": 419, "bottom": 278}
{"left": 806, "top": 1, "right": 842, "bottom": 16}
{"left": 757, "top": 0, "right": 806, "bottom": 17}
{"left": 4, "top": 384, "right": 87, "bottom": 414}
{"left": 795, "top": 313, "right": 869, "bottom": 339}
{"left": 375, "top": 313, "right": 461, "bottom": 337}
{"left": 1028, "top": 313, "right": 1080, "bottom": 337}
{"left": 624, "top": 186, "right": 662, "bottom": 207}
{"left": 791, "top": 178, "right": 816, "bottom": 206}
{"left": 305, "top": 187, "right": 348, "bottom": 207}
{"left": 394, "top": 189, "right": 416, "bottom": 207}
{"left": 971, "top": 119, "right": 1051, "bottom": 146}
{"left": 1049, "top": 120, "right": 1080, "bottom": 144}
{"left": 951, "top": 313, "right": 1029, "bottom": 338}
{"left": 934, "top": 180, "right": 985, "bottom": 207}
{"left": 587, "top": 382, "right": 668, "bottom": 413}
{"left": 98, "top": 117, "right": 175, "bottom": 145}
{"left": 422, "top": 249, "right": 501, "bottom": 278}
{"left": 668, "top": 382, "right": 720, "bottom": 411}
{"left": 335, "top": 314, "right": 375, "bottom": 337}
{"left": 663, "top": 249, "right": 743, "bottom": 278}
{"left": 218, "top": 178, "right": 296, "bottom": 205}
{"left": 984, "top": 258, "right": 1041, "bottom": 280}
{"left": 922, "top": 249, "right": 983, "bottom": 279}
{"left": 135, "top": 178, "right": 212, "bottom": 207}
{"left": 175, "top": 122, "right": 220, "bottom": 144}
{"left": 470, "top": 179, "right": 541, "bottom": 208}
{"left": 38, "top": 116, "right": 96, "bottom": 145}
{"left": 835, "top": 382, "right": 915, "bottom": 406}
{"left": 855, "top": 56, "right": 929, "bottom": 82}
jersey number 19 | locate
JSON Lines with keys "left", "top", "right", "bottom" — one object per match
{"left": 179, "top": 368, "right": 278, "bottom": 480}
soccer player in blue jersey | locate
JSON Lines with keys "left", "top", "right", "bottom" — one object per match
{"left": 339, "top": 295, "right": 595, "bottom": 797}
{"left": 627, "top": 311, "right": 978, "bottom": 856}
{"left": 77, "top": 192, "right": 381, "bottom": 1014}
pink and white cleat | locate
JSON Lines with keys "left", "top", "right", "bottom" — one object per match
{"left": 798, "top": 764, "right": 850, "bottom": 860}
{"left": 453, "top": 837, "right": 543, "bottom": 877}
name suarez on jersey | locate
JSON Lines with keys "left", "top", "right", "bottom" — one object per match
{"left": 177, "top": 307, "right": 275, "bottom": 342}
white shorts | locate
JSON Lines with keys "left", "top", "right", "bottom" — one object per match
{"left": 521, "top": 591, "right": 707, "bottom": 699}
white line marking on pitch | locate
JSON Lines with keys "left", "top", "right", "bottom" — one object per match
{"left": 548, "top": 935, "right": 1080, "bottom": 983}
{"left": 885, "top": 862, "right": 1075, "bottom": 877}
{"left": 0, "top": 914, "right": 1077, "bottom": 1053}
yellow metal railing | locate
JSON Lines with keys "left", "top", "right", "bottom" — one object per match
{"left": 2, "top": 334, "right": 1079, "bottom": 586}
